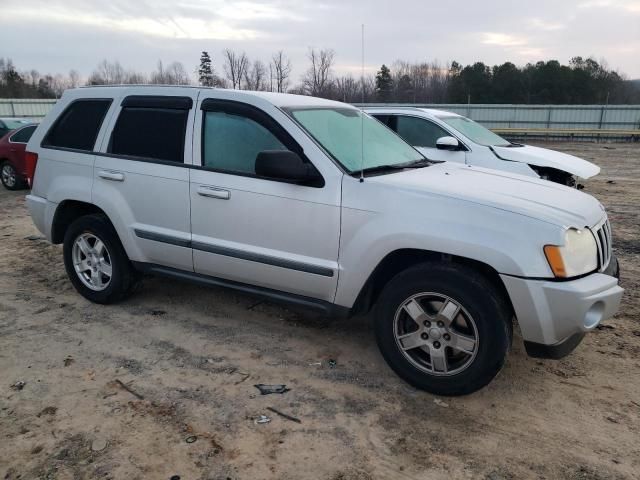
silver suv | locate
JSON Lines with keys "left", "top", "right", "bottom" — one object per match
{"left": 26, "top": 86, "right": 623, "bottom": 395}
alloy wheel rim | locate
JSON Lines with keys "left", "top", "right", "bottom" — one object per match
{"left": 72, "top": 233, "right": 112, "bottom": 291}
{"left": 1, "top": 164, "right": 16, "bottom": 187}
{"left": 393, "top": 292, "right": 479, "bottom": 376}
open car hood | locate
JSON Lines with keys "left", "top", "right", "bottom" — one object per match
{"left": 491, "top": 144, "right": 600, "bottom": 179}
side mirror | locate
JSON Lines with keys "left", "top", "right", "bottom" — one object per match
{"left": 255, "top": 150, "right": 324, "bottom": 187}
{"left": 436, "top": 136, "right": 461, "bottom": 151}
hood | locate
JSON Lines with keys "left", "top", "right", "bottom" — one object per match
{"left": 371, "top": 163, "right": 605, "bottom": 228}
{"left": 491, "top": 144, "right": 600, "bottom": 179}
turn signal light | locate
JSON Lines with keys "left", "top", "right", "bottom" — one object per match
{"left": 544, "top": 245, "right": 567, "bottom": 278}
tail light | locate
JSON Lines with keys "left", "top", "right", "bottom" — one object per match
{"left": 24, "top": 151, "right": 38, "bottom": 188}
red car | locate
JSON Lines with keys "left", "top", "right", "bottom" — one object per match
{"left": 0, "top": 122, "right": 38, "bottom": 190}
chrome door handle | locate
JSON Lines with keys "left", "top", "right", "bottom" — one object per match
{"left": 197, "top": 185, "right": 230, "bottom": 200}
{"left": 98, "top": 170, "right": 125, "bottom": 182}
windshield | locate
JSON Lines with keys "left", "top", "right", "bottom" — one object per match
{"left": 287, "top": 107, "right": 424, "bottom": 173}
{"left": 438, "top": 116, "right": 510, "bottom": 147}
{"left": 3, "top": 119, "right": 31, "bottom": 130}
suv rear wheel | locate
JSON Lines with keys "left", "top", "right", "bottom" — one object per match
{"left": 375, "top": 262, "right": 512, "bottom": 396}
{"left": 63, "top": 214, "right": 140, "bottom": 304}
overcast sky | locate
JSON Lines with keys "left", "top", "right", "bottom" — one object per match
{"left": 2, "top": 0, "right": 639, "bottom": 81}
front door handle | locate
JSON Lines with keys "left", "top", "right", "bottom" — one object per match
{"left": 98, "top": 170, "right": 125, "bottom": 182}
{"left": 197, "top": 185, "right": 230, "bottom": 200}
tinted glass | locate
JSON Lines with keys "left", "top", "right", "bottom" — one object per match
{"left": 371, "top": 114, "right": 392, "bottom": 126}
{"left": 202, "top": 111, "right": 286, "bottom": 174}
{"left": 438, "top": 116, "right": 510, "bottom": 146}
{"left": 10, "top": 125, "right": 37, "bottom": 143}
{"left": 43, "top": 100, "right": 111, "bottom": 151}
{"left": 395, "top": 116, "right": 450, "bottom": 148}
{"left": 110, "top": 107, "right": 188, "bottom": 162}
{"left": 289, "top": 108, "right": 422, "bottom": 173}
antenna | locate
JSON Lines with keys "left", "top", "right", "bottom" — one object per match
{"left": 359, "top": 23, "right": 365, "bottom": 183}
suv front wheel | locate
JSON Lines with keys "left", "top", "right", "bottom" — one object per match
{"left": 375, "top": 262, "right": 512, "bottom": 396}
{"left": 63, "top": 214, "right": 140, "bottom": 304}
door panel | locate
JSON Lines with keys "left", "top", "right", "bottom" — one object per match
{"left": 190, "top": 97, "right": 341, "bottom": 302}
{"left": 92, "top": 88, "right": 198, "bottom": 271}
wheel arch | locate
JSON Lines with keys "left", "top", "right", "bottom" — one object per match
{"left": 350, "top": 248, "right": 515, "bottom": 318}
{"left": 51, "top": 200, "right": 113, "bottom": 244}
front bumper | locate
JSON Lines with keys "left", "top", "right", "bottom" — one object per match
{"left": 501, "top": 256, "right": 623, "bottom": 359}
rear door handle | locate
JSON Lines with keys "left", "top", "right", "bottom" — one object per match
{"left": 98, "top": 170, "right": 125, "bottom": 182}
{"left": 197, "top": 185, "right": 230, "bottom": 200}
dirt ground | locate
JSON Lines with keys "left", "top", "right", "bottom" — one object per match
{"left": 1, "top": 142, "right": 639, "bottom": 480}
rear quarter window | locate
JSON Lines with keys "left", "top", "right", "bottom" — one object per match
{"left": 10, "top": 125, "right": 37, "bottom": 143}
{"left": 42, "top": 99, "right": 112, "bottom": 151}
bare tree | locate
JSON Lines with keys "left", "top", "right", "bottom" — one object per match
{"left": 270, "top": 51, "right": 292, "bottom": 93}
{"left": 223, "top": 49, "right": 249, "bottom": 89}
{"left": 334, "top": 75, "right": 360, "bottom": 102}
{"left": 301, "top": 48, "right": 335, "bottom": 97}
{"left": 68, "top": 69, "right": 81, "bottom": 88}
{"left": 88, "top": 60, "right": 128, "bottom": 85}
{"left": 150, "top": 60, "right": 191, "bottom": 85}
{"left": 244, "top": 60, "right": 267, "bottom": 91}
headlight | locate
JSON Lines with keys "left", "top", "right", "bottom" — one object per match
{"left": 544, "top": 228, "right": 598, "bottom": 278}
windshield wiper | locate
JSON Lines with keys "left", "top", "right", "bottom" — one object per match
{"left": 352, "top": 158, "right": 437, "bottom": 176}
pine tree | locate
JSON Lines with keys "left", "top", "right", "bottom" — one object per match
{"left": 198, "top": 51, "right": 214, "bottom": 87}
{"left": 375, "top": 64, "right": 393, "bottom": 102}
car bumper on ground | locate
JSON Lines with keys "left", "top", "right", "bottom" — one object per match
{"left": 500, "top": 256, "right": 623, "bottom": 359}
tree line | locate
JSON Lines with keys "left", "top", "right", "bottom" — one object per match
{"left": 1, "top": 51, "right": 638, "bottom": 104}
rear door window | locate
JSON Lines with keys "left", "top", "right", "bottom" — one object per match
{"left": 108, "top": 96, "right": 191, "bottom": 163}
{"left": 42, "top": 99, "right": 112, "bottom": 151}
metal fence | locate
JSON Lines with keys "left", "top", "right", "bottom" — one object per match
{"left": 3, "top": 98, "right": 640, "bottom": 137}
{"left": 0, "top": 99, "right": 56, "bottom": 118}
{"left": 358, "top": 103, "right": 640, "bottom": 131}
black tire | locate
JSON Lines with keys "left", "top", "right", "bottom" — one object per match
{"left": 1, "top": 161, "right": 24, "bottom": 190}
{"left": 63, "top": 214, "right": 140, "bottom": 304}
{"left": 374, "top": 262, "right": 512, "bottom": 396}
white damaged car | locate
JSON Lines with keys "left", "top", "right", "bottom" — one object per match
{"left": 364, "top": 107, "right": 600, "bottom": 186}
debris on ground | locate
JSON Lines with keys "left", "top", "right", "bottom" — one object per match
{"left": 149, "top": 309, "right": 167, "bottom": 316}
{"left": 234, "top": 373, "right": 251, "bottom": 385}
{"left": 434, "top": 398, "right": 449, "bottom": 408}
{"left": 596, "top": 324, "right": 615, "bottom": 330}
{"left": 37, "top": 406, "right": 58, "bottom": 417}
{"left": 266, "top": 406, "right": 302, "bottom": 424}
{"left": 247, "top": 300, "right": 264, "bottom": 310}
{"left": 308, "top": 361, "right": 322, "bottom": 367}
{"left": 91, "top": 436, "right": 108, "bottom": 451}
{"left": 254, "top": 415, "right": 271, "bottom": 425}
{"left": 30, "top": 445, "right": 43, "bottom": 455}
{"left": 10, "top": 380, "right": 25, "bottom": 391}
{"left": 112, "top": 379, "right": 145, "bottom": 399}
{"left": 254, "top": 384, "right": 290, "bottom": 395}
{"left": 63, "top": 356, "right": 74, "bottom": 366}
{"left": 328, "top": 359, "right": 337, "bottom": 368}
{"left": 24, "top": 235, "right": 44, "bottom": 241}
{"left": 606, "top": 180, "right": 616, "bottom": 184}
{"left": 185, "top": 435, "right": 197, "bottom": 444}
